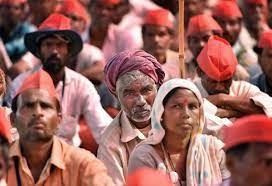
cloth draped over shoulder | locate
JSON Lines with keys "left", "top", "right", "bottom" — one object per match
{"left": 136, "top": 79, "right": 228, "bottom": 185}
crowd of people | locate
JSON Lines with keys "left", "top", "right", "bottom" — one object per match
{"left": 0, "top": 0, "right": 271, "bottom": 185}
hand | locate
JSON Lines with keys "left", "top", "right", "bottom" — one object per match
{"left": 216, "top": 108, "right": 244, "bottom": 118}
{"left": 207, "top": 94, "right": 229, "bottom": 107}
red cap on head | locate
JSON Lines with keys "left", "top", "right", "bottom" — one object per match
{"left": 187, "top": 14, "right": 223, "bottom": 37}
{"left": 197, "top": 36, "right": 238, "bottom": 81}
{"left": 213, "top": 0, "right": 242, "bottom": 19}
{"left": 101, "top": 0, "right": 121, "bottom": 5}
{"left": 126, "top": 168, "right": 173, "bottom": 186}
{"left": 224, "top": 115, "right": 272, "bottom": 150}
{"left": 15, "top": 69, "right": 57, "bottom": 99}
{"left": 258, "top": 30, "right": 272, "bottom": 48}
{"left": 144, "top": 8, "right": 175, "bottom": 29}
{"left": 38, "top": 13, "right": 71, "bottom": 31}
{"left": 60, "top": 0, "right": 90, "bottom": 25}
{"left": 0, "top": 107, "right": 11, "bottom": 143}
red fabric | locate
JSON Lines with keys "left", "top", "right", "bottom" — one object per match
{"left": 0, "top": 107, "right": 11, "bottom": 143}
{"left": 16, "top": 69, "right": 57, "bottom": 98}
{"left": 101, "top": 0, "right": 120, "bottom": 5}
{"left": 187, "top": 14, "right": 223, "bottom": 37}
{"left": 126, "top": 168, "right": 173, "bottom": 186}
{"left": 60, "top": 0, "right": 90, "bottom": 25}
{"left": 213, "top": 0, "right": 242, "bottom": 18}
{"left": 258, "top": 30, "right": 272, "bottom": 48}
{"left": 197, "top": 36, "right": 238, "bottom": 81}
{"left": 224, "top": 115, "right": 272, "bottom": 150}
{"left": 144, "top": 8, "right": 174, "bottom": 29}
{"left": 39, "top": 13, "right": 71, "bottom": 30}
{"left": 104, "top": 50, "right": 165, "bottom": 94}
{"left": 79, "top": 117, "right": 98, "bottom": 155}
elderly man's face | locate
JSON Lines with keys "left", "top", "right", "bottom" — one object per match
{"left": 215, "top": 17, "right": 242, "bottom": 46}
{"left": 143, "top": 25, "right": 172, "bottom": 61}
{"left": 116, "top": 71, "right": 157, "bottom": 128}
{"left": 227, "top": 143, "right": 272, "bottom": 186}
{"left": 13, "top": 89, "right": 61, "bottom": 142}
{"left": 40, "top": 35, "right": 69, "bottom": 74}
{"left": 188, "top": 30, "right": 214, "bottom": 58}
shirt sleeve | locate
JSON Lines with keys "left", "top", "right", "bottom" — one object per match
{"left": 81, "top": 80, "right": 112, "bottom": 143}
{"left": 128, "top": 144, "right": 158, "bottom": 174}
{"left": 97, "top": 140, "right": 126, "bottom": 185}
{"left": 80, "top": 152, "right": 115, "bottom": 186}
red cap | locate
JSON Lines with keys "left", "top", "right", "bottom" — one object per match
{"left": 15, "top": 69, "right": 57, "bottom": 99}
{"left": 126, "top": 168, "right": 173, "bottom": 186}
{"left": 213, "top": 0, "right": 243, "bottom": 19}
{"left": 187, "top": 14, "right": 223, "bottom": 37}
{"left": 224, "top": 115, "right": 272, "bottom": 150}
{"left": 1, "top": 0, "right": 26, "bottom": 4}
{"left": 197, "top": 36, "right": 238, "bottom": 81}
{"left": 144, "top": 8, "right": 175, "bottom": 29}
{"left": 39, "top": 13, "right": 71, "bottom": 30}
{"left": 258, "top": 30, "right": 272, "bottom": 48}
{"left": 0, "top": 107, "right": 11, "bottom": 143}
{"left": 101, "top": 0, "right": 121, "bottom": 5}
{"left": 60, "top": 0, "right": 90, "bottom": 25}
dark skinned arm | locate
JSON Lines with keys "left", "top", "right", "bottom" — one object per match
{"left": 216, "top": 108, "right": 244, "bottom": 118}
{"left": 208, "top": 94, "right": 264, "bottom": 115}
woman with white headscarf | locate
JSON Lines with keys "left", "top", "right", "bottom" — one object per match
{"left": 128, "top": 79, "right": 230, "bottom": 185}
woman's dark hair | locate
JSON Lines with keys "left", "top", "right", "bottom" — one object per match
{"left": 163, "top": 87, "right": 180, "bottom": 106}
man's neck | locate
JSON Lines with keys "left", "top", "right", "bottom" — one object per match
{"left": 20, "top": 139, "right": 53, "bottom": 182}
{"left": 163, "top": 132, "right": 190, "bottom": 154}
{"left": 50, "top": 68, "right": 65, "bottom": 87}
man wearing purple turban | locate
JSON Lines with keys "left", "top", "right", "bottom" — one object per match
{"left": 98, "top": 50, "right": 165, "bottom": 185}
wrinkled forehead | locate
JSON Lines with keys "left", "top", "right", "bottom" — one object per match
{"left": 17, "top": 89, "right": 57, "bottom": 106}
{"left": 116, "top": 70, "right": 156, "bottom": 91}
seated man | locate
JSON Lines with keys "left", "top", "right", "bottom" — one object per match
{"left": 142, "top": 8, "right": 180, "bottom": 81}
{"left": 250, "top": 30, "right": 272, "bottom": 97}
{"left": 5, "top": 14, "right": 112, "bottom": 145}
{"left": 7, "top": 69, "right": 114, "bottom": 186}
{"left": 186, "top": 14, "right": 223, "bottom": 80}
{"left": 195, "top": 36, "right": 272, "bottom": 119}
{"left": 223, "top": 115, "right": 272, "bottom": 186}
{"left": 213, "top": 0, "right": 260, "bottom": 79}
{"left": 98, "top": 50, "right": 165, "bottom": 185}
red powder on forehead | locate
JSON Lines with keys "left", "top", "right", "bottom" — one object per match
{"left": 182, "top": 98, "right": 188, "bottom": 106}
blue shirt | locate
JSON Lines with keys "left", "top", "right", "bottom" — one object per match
{"left": 0, "top": 22, "right": 36, "bottom": 62}
{"left": 250, "top": 73, "right": 272, "bottom": 97}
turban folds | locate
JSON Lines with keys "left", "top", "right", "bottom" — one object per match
{"left": 187, "top": 14, "right": 222, "bottom": 37}
{"left": 197, "top": 36, "right": 238, "bottom": 81}
{"left": 224, "top": 115, "right": 272, "bottom": 150}
{"left": 104, "top": 50, "right": 165, "bottom": 94}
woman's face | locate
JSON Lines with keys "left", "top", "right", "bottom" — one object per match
{"left": 162, "top": 88, "right": 200, "bottom": 138}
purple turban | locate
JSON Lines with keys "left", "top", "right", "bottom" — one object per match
{"left": 104, "top": 50, "right": 165, "bottom": 94}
